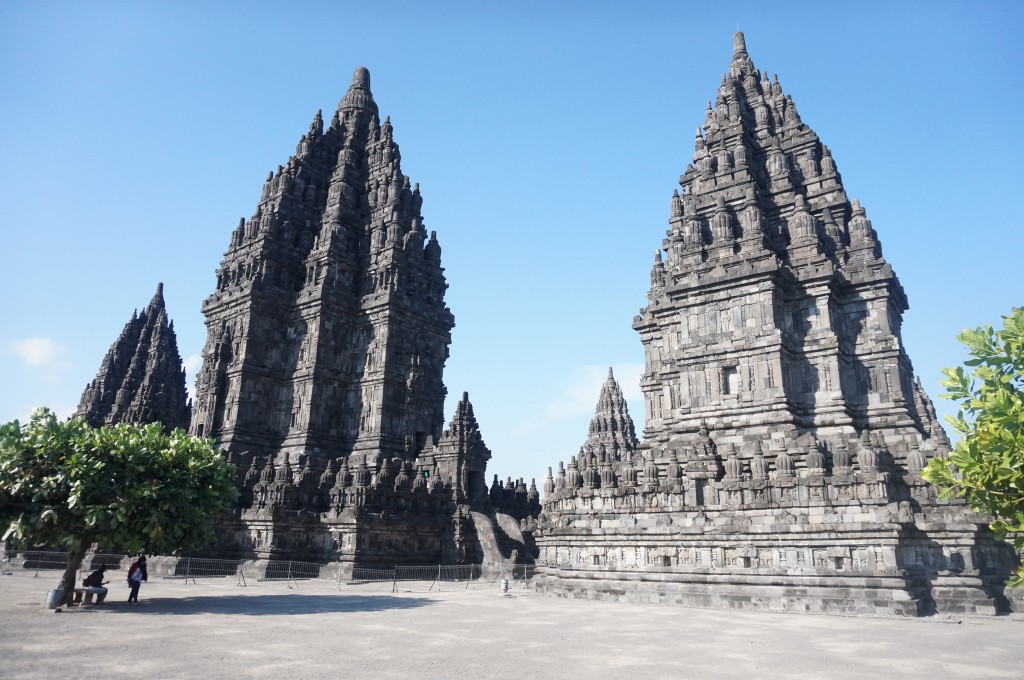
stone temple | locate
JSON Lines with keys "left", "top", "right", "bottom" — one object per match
{"left": 185, "top": 68, "right": 529, "bottom": 570}
{"left": 531, "top": 33, "right": 1018, "bottom": 615}
{"left": 580, "top": 368, "right": 639, "bottom": 463}
{"left": 74, "top": 283, "right": 190, "bottom": 432}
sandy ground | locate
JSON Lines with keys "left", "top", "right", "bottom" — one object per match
{"left": 1, "top": 573, "right": 1021, "bottom": 680}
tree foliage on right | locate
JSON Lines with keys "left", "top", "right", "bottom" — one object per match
{"left": 923, "top": 307, "right": 1024, "bottom": 586}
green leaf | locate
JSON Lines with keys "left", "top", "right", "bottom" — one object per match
{"left": 0, "top": 412, "right": 236, "bottom": 558}
{"left": 925, "top": 308, "right": 1024, "bottom": 588}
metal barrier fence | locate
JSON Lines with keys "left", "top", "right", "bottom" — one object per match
{"left": 488, "top": 564, "right": 535, "bottom": 590}
{"left": 350, "top": 567, "right": 399, "bottom": 593}
{"left": 170, "top": 557, "right": 243, "bottom": 581}
{"left": 2, "top": 551, "right": 130, "bottom": 577}
{"left": 0, "top": 550, "right": 534, "bottom": 593}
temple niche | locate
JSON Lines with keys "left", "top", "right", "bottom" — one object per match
{"left": 531, "top": 33, "right": 1018, "bottom": 616}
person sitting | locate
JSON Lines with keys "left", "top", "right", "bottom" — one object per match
{"left": 82, "top": 564, "right": 109, "bottom": 604}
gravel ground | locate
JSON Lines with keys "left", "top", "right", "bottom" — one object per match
{"left": 1, "top": 573, "right": 1021, "bottom": 679}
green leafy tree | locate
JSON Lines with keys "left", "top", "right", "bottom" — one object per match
{"left": 922, "top": 307, "right": 1024, "bottom": 586}
{"left": 0, "top": 408, "right": 238, "bottom": 604}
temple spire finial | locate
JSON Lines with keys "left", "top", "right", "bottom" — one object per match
{"left": 148, "top": 282, "right": 165, "bottom": 312}
{"left": 733, "top": 31, "right": 747, "bottom": 56}
{"left": 352, "top": 66, "right": 370, "bottom": 90}
{"left": 729, "top": 31, "right": 755, "bottom": 78}
{"left": 339, "top": 66, "right": 378, "bottom": 115}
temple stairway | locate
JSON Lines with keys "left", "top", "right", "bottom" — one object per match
{"left": 470, "top": 511, "right": 534, "bottom": 569}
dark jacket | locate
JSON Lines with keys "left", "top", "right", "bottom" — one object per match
{"left": 84, "top": 566, "right": 107, "bottom": 587}
{"left": 127, "top": 560, "right": 148, "bottom": 583}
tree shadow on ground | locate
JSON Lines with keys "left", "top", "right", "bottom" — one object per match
{"left": 88, "top": 593, "right": 434, "bottom": 616}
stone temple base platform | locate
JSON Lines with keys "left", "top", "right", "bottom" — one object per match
{"left": 532, "top": 568, "right": 1014, "bottom": 618}
{"left": 533, "top": 464, "right": 1019, "bottom": 617}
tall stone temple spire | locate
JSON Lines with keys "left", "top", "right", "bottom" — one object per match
{"left": 74, "top": 283, "right": 190, "bottom": 431}
{"left": 190, "top": 66, "right": 454, "bottom": 470}
{"left": 634, "top": 30, "right": 945, "bottom": 445}
{"left": 534, "top": 34, "right": 1017, "bottom": 617}
{"left": 186, "top": 67, "right": 516, "bottom": 569}
{"left": 581, "top": 368, "right": 638, "bottom": 462}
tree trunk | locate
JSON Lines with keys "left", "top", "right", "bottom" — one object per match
{"left": 55, "top": 546, "right": 89, "bottom": 607}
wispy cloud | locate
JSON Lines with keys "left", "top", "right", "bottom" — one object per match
{"left": 13, "top": 337, "right": 65, "bottom": 368}
{"left": 11, "top": 337, "right": 69, "bottom": 382}
{"left": 515, "top": 362, "right": 643, "bottom": 434}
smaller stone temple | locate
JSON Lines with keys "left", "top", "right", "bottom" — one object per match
{"left": 74, "top": 283, "right": 190, "bottom": 432}
{"left": 542, "top": 368, "right": 640, "bottom": 504}
{"left": 580, "top": 368, "right": 639, "bottom": 463}
{"left": 531, "top": 33, "right": 1019, "bottom": 616}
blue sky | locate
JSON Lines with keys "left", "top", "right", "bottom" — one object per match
{"left": 2, "top": 1, "right": 1021, "bottom": 485}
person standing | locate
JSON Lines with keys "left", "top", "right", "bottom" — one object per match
{"left": 127, "top": 554, "right": 148, "bottom": 604}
